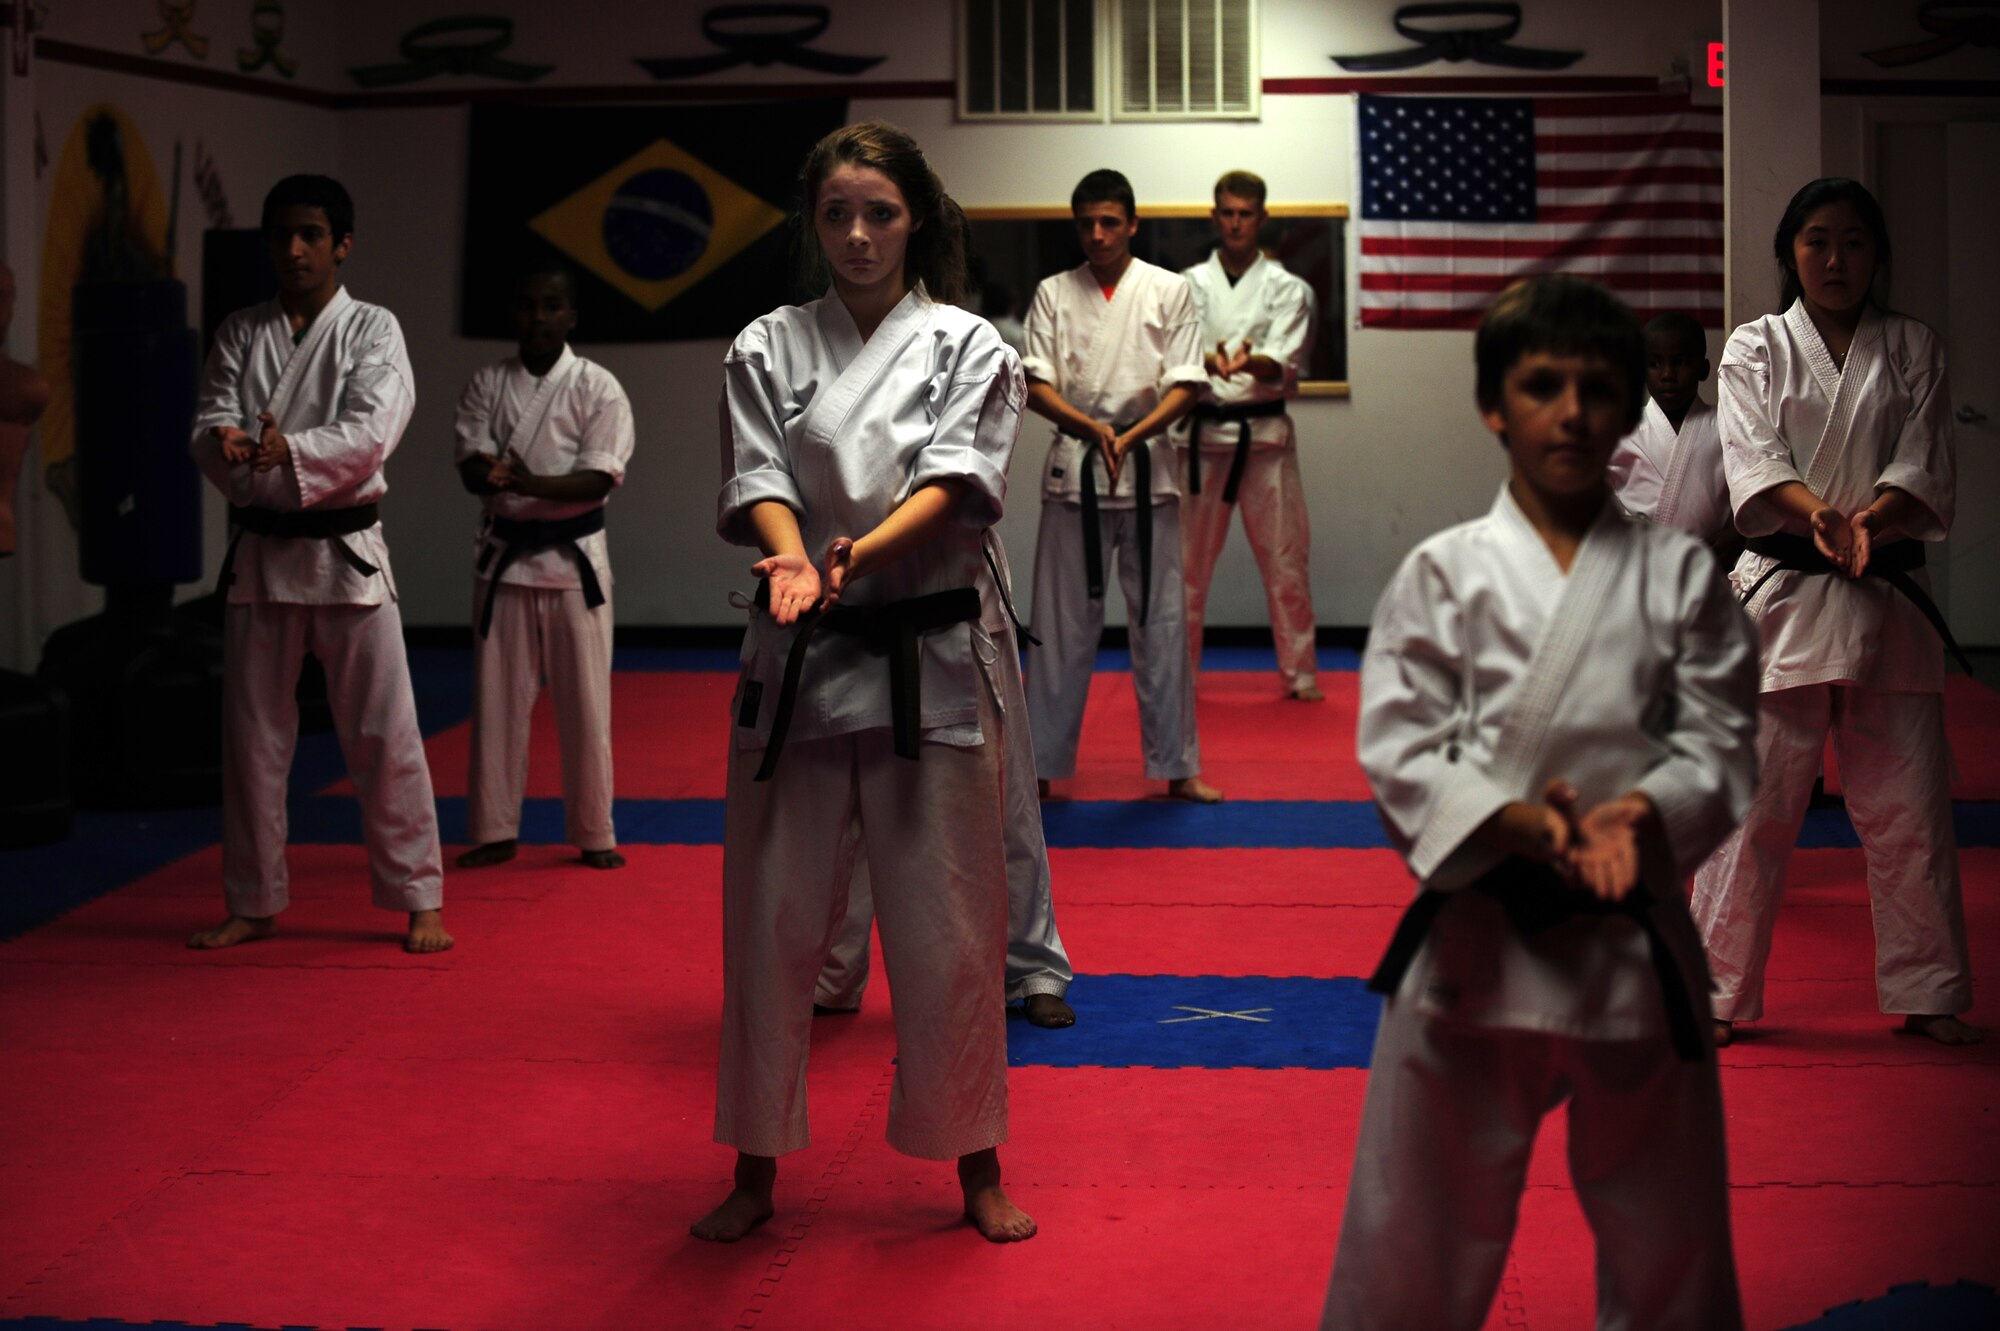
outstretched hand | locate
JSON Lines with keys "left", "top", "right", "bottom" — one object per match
{"left": 1567, "top": 794, "right": 1651, "bottom": 901}
{"left": 1846, "top": 508, "right": 1881, "bottom": 578}
{"left": 753, "top": 550, "right": 822, "bottom": 626}
{"left": 1809, "top": 505, "right": 1859, "bottom": 576}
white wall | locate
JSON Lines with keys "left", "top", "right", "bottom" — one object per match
{"left": 327, "top": 0, "right": 1724, "bottom": 631}
{"left": 24, "top": 0, "right": 1989, "bottom": 660}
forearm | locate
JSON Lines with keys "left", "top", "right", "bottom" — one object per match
{"left": 1026, "top": 382, "right": 1098, "bottom": 435}
{"left": 1123, "top": 384, "right": 1199, "bottom": 442}
{"left": 1762, "top": 480, "right": 1831, "bottom": 527}
{"left": 1244, "top": 355, "right": 1284, "bottom": 384}
{"left": 1473, "top": 802, "right": 1555, "bottom": 860}
{"left": 848, "top": 481, "right": 968, "bottom": 582}
{"left": 1864, "top": 484, "right": 1918, "bottom": 539}
{"left": 512, "top": 468, "right": 616, "bottom": 503}
{"left": 748, "top": 500, "right": 807, "bottom": 560}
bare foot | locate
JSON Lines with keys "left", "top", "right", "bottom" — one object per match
{"left": 1288, "top": 683, "right": 1326, "bottom": 702}
{"left": 1168, "top": 776, "right": 1224, "bottom": 804}
{"left": 691, "top": 1153, "right": 776, "bottom": 1242}
{"left": 959, "top": 1149, "right": 1036, "bottom": 1242}
{"left": 1023, "top": 993, "right": 1075, "bottom": 1028}
{"left": 1712, "top": 1019, "right": 1733, "bottom": 1048}
{"left": 581, "top": 848, "right": 626, "bottom": 870}
{"left": 1037, "top": 778, "right": 1052, "bottom": 800}
{"left": 455, "top": 839, "right": 517, "bottom": 869}
{"left": 405, "top": 909, "right": 454, "bottom": 954}
{"left": 187, "top": 914, "right": 275, "bottom": 949}
{"left": 1902, "top": 1013, "right": 1984, "bottom": 1045}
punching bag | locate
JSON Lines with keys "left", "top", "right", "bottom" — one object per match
{"left": 71, "top": 278, "right": 200, "bottom": 585}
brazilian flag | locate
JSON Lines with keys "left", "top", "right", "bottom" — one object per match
{"left": 461, "top": 100, "right": 847, "bottom": 342}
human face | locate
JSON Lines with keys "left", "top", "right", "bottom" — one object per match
{"left": 814, "top": 163, "right": 914, "bottom": 301}
{"left": 264, "top": 204, "right": 349, "bottom": 300}
{"left": 1211, "top": 191, "right": 1266, "bottom": 263}
{"left": 1791, "top": 201, "right": 1877, "bottom": 315}
{"left": 1074, "top": 200, "right": 1138, "bottom": 272}
{"left": 513, "top": 274, "right": 576, "bottom": 362}
{"left": 1481, "top": 351, "right": 1627, "bottom": 500}
{"left": 1643, "top": 329, "right": 1706, "bottom": 419}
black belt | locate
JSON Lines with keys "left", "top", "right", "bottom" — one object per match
{"left": 475, "top": 509, "right": 608, "bottom": 639}
{"left": 1062, "top": 421, "right": 1153, "bottom": 626}
{"left": 1367, "top": 858, "right": 1707, "bottom": 1062}
{"left": 983, "top": 539, "right": 1040, "bottom": 648}
{"left": 221, "top": 503, "right": 380, "bottom": 590}
{"left": 750, "top": 579, "right": 983, "bottom": 782}
{"left": 1739, "top": 532, "right": 1973, "bottom": 675}
{"left": 1188, "top": 398, "right": 1288, "bottom": 503}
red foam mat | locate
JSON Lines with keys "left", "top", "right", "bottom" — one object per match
{"left": 381, "top": 667, "right": 2000, "bottom": 804}
{"left": 7, "top": 704, "right": 2000, "bottom": 1327}
{"left": 2, "top": 1172, "right": 779, "bottom": 1331}
{"left": 1509, "top": 1176, "right": 2000, "bottom": 1331}
{"left": 1050, "top": 846, "right": 1414, "bottom": 906}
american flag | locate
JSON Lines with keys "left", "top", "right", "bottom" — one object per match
{"left": 1357, "top": 94, "right": 1724, "bottom": 330}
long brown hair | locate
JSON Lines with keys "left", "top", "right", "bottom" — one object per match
{"left": 794, "top": 121, "right": 970, "bottom": 306}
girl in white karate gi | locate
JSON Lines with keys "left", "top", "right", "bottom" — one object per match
{"left": 1691, "top": 179, "right": 1980, "bottom": 1047}
{"left": 694, "top": 122, "right": 1036, "bottom": 1245}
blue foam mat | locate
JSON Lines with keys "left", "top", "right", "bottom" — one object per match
{"left": 280, "top": 796, "right": 2000, "bottom": 851}
{"left": 1007, "top": 973, "right": 1380, "bottom": 1069}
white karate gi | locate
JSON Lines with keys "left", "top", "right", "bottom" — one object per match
{"left": 1691, "top": 304, "right": 1971, "bottom": 1023}
{"left": 454, "top": 348, "right": 634, "bottom": 852}
{"left": 1177, "top": 252, "right": 1319, "bottom": 691}
{"left": 1324, "top": 486, "right": 1757, "bottom": 1331}
{"left": 191, "top": 289, "right": 441, "bottom": 919}
{"left": 715, "top": 288, "right": 1023, "bottom": 1160}
{"left": 1022, "top": 258, "right": 1208, "bottom": 780}
{"left": 816, "top": 532, "right": 1073, "bottom": 1009}
{"left": 1608, "top": 395, "right": 1731, "bottom": 542}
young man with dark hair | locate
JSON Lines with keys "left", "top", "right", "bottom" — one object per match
{"left": 1023, "top": 169, "right": 1220, "bottom": 803}
{"left": 454, "top": 264, "right": 634, "bottom": 871}
{"left": 189, "top": 174, "right": 448, "bottom": 953}
{"left": 1179, "top": 169, "right": 1321, "bottom": 701}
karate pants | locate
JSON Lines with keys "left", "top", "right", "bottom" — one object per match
{"left": 467, "top": 582, "right": 616, "bottom": 852}
{"left": 222, "top": 601, "right": 443, "bottom": 918}
{"left": 1027, "top": 498, "right": 1200, "bottom": 781}
{"left": 715, "top": 673, "right": 1010, "bottom": 1161}
{"left": 1178, "top": 444, "right": 1317, "bottom": 691}
{"left": 1691, "top": 684, "right": 1971, "bottom": 1022}
{"left": 816, "top": 640, "right": 1072, "bottom": 1008}
{"left": 1323, "top": 1001, "right": 1740, "bottom": 1331}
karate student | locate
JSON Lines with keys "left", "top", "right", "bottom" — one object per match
{"left": 188, "top": 175, "right": 448, "bottom": 953}
{"left": 696, "top": 121, "right": 1035, "bottom": 1245}
{"left": 1691, "top": 178, "right": 1980, "bottom": 1046}
{"left": 1024, "top": 169, "right": 1220, "bottom": 802}
{"left": 453, "top": 264, "right": 634, "bottom": 872}
{"left": 1608, "top": 312, "right": 1733, "bottom": 548}
{"left": 813, "top": 530, "right": 1076, "bottom": 1029}
{"left": 1178, "top": 171, "right": 1321, "bottom": 701}
{"left": 1324, "top": 276, "right": 1757, "bottom": 1331}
